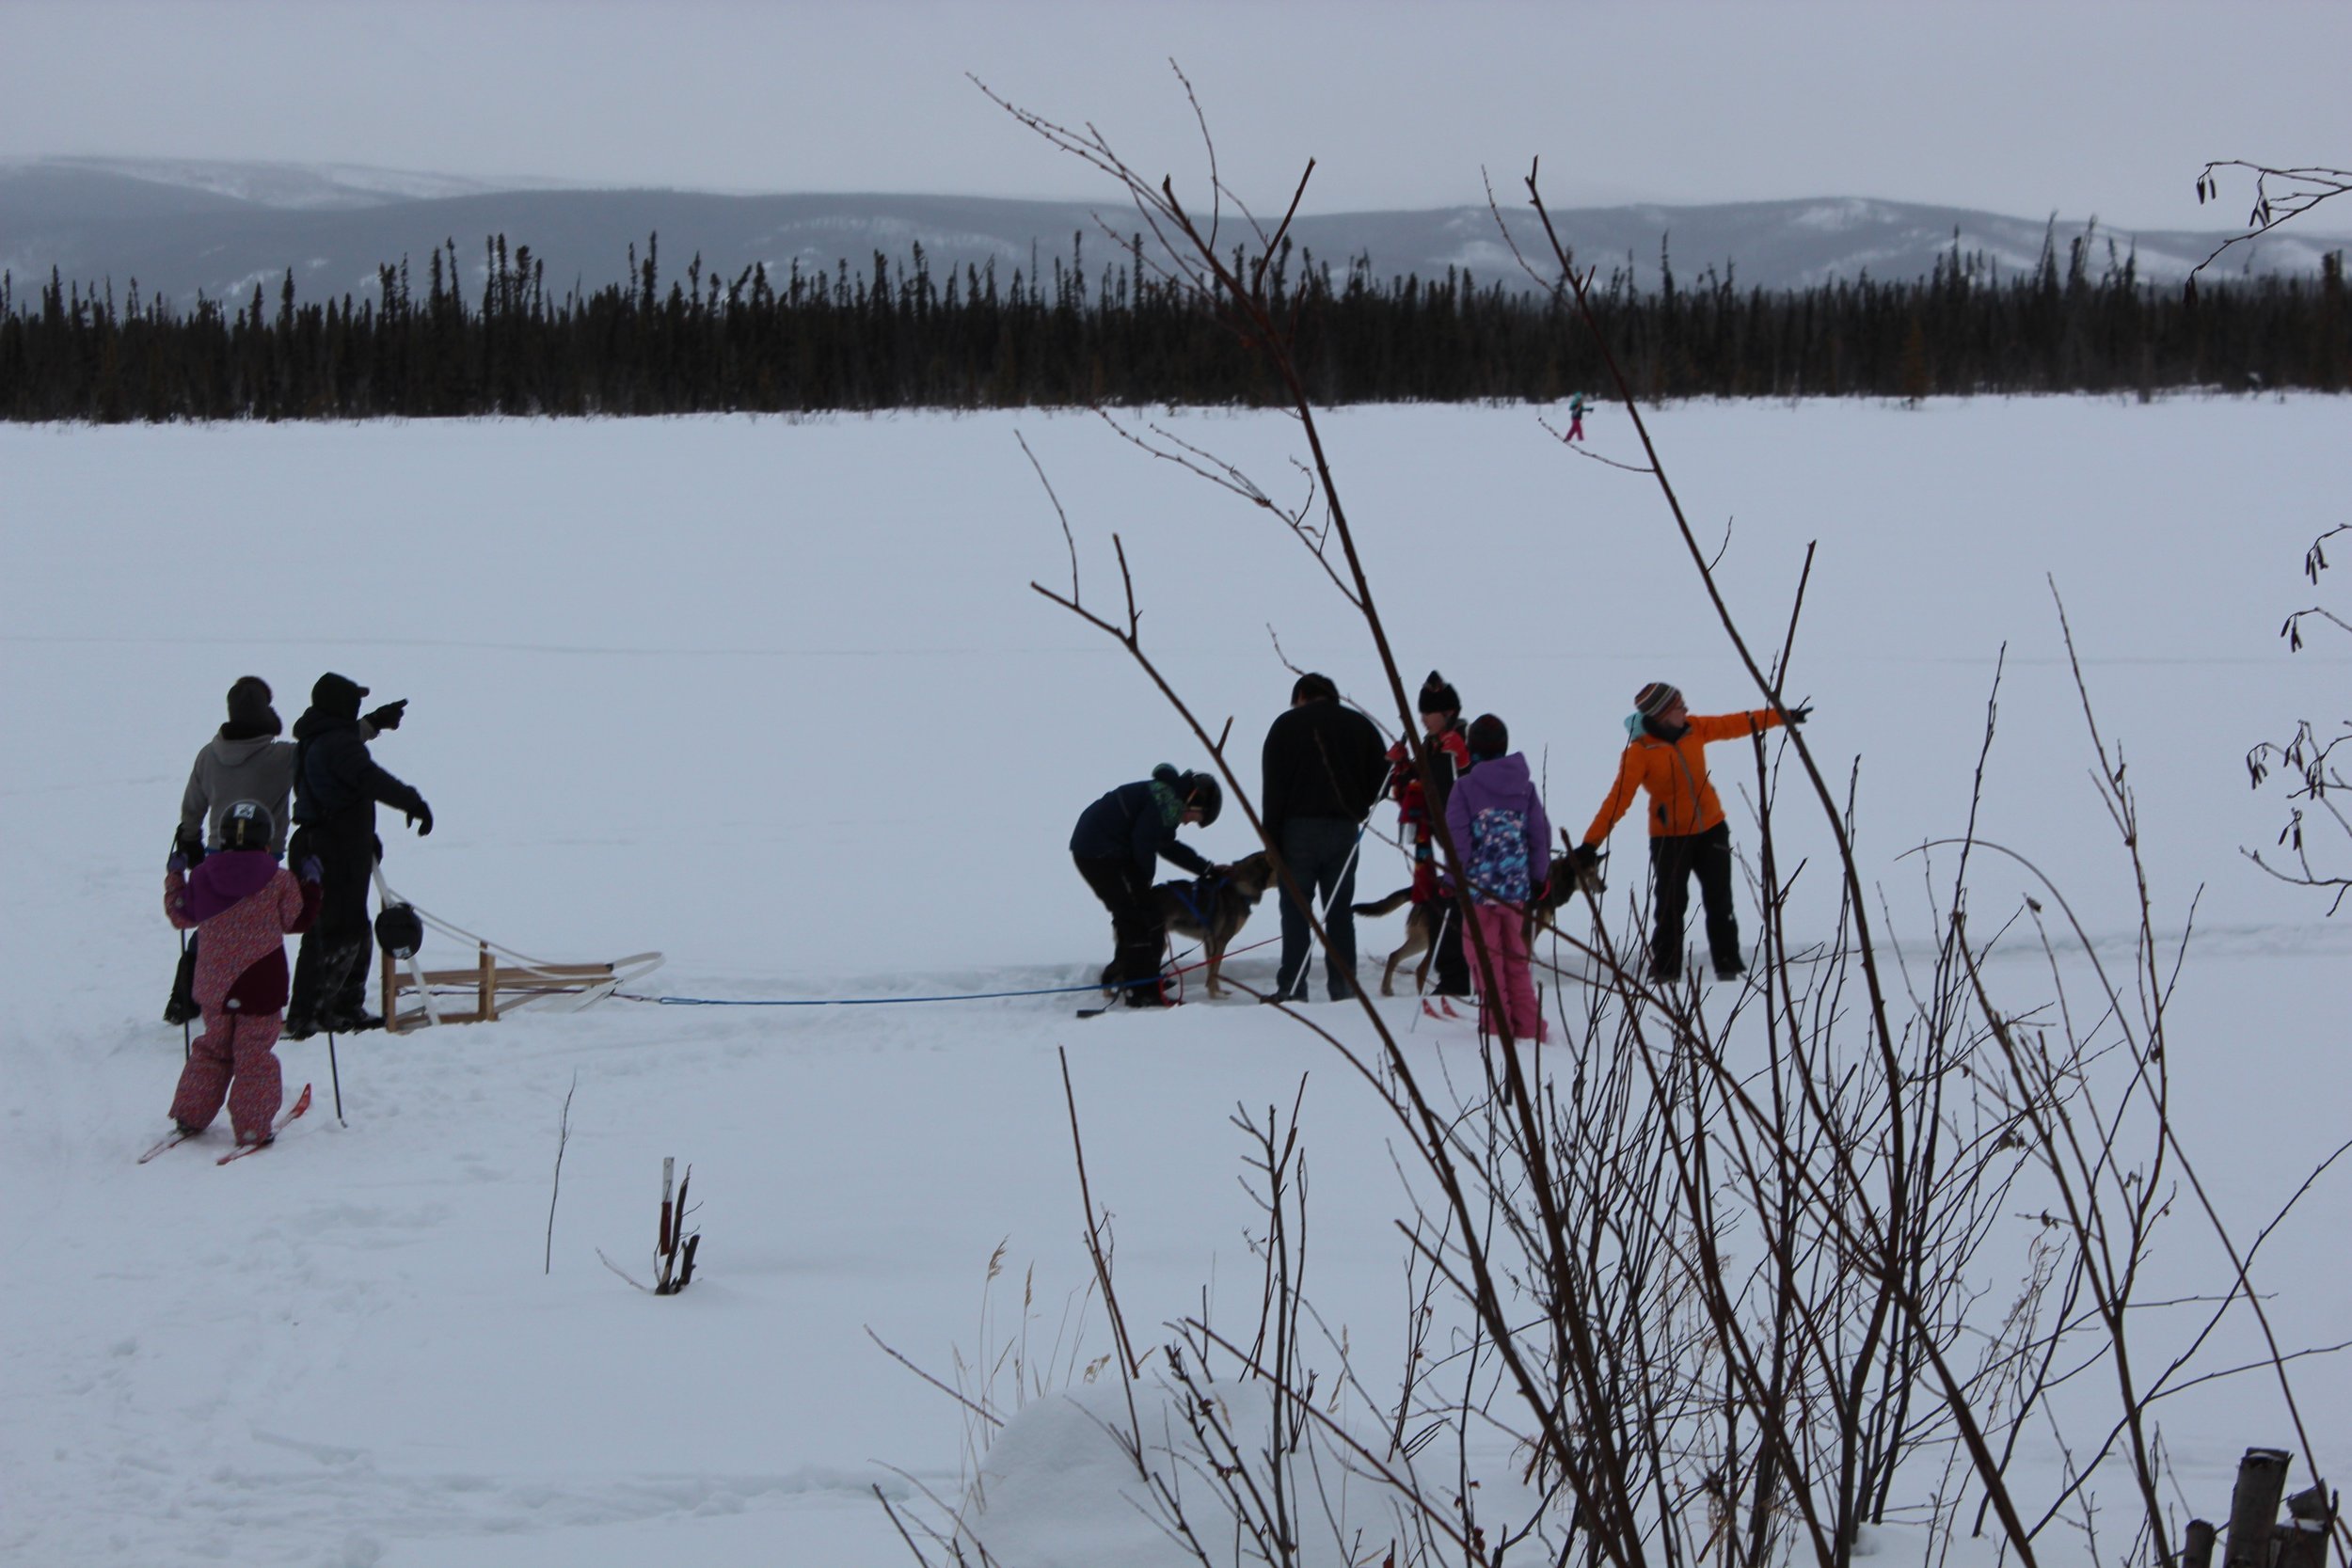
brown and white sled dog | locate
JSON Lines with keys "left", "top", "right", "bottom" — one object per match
{"left": 1352, "top": 832, "right": 1605, "bottom": 997}
{"left": 1151, "top": 851, "right": 1278, "bottom": 1000}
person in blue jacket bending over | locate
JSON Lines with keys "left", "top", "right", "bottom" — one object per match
{"left": 1071, "top": 764, "right": 1223, "bottom": 1007}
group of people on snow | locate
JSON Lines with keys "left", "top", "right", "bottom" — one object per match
{"left": 156, "top": 652, "right": 1805, "bottom": 1143}
{"left": 161, "top": 673, "right": 434, "bottom": 1148}
{"left": 1072, "top": 669, "right": 1810, "bottom": 1033}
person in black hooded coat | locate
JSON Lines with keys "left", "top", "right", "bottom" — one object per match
{"left": 284, "top": 673, "right": 432, "bottom": 1037}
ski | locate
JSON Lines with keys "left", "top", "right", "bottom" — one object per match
{"left": 215, "top": 1084, "right": 313, "bottom": 1165}
{"left": 136, "top": 1129, "right": 199, "bottom": 1164}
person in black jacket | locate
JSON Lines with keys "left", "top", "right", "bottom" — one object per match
{"left": 1261, "top": 673, "right": 1390, "bottom": 1002}
{"left": 1071, "top": 764, "right": 1221, "bottom": 1007}
{"left": 284, "top": 673, "right": 432, "bottom": 1038}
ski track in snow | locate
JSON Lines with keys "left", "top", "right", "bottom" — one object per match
{"left": 5, "top": 401, "right": 2348, "bottom": 1564}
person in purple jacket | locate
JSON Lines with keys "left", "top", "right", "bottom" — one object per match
{"left": 1441, "top": 714, "right": 1550, "bottom": 1044}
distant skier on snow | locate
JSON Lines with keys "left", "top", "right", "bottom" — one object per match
{"left": 1565, "top": 392, "right": 1590, "bottom": 442}
{"left": 284, "top": 673, "right": 431, "bottom": 1039}
{"left": 163, "top": 800, "right": 320, "bottom": 1148}
{"left": 1070, "top": 764, "right": 1223, "bottom": 1007}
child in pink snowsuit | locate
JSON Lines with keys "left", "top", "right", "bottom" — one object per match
{"left": 1441, "top": 714, "right": 1550, "bottom": 1045}
{"left": 164, "top": 800, "right": 320, "bottom": 1146}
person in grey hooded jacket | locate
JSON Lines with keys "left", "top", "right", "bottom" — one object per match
{"left": 165, "top": 676, "right": 403, "bottom": 1024}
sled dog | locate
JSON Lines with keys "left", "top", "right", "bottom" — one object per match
{"left": 1151, "top": 852, "right": 1278, "bottom": 1000}
{"left": 1353, "top": 832, "right": 1604, "bottom": 996}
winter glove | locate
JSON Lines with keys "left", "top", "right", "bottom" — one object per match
{"left": 1572, "top": 843, "right": 1602, "bottom": 872}
{"left": 174, "top": 826, "right": 206, "bottom": 869}
{"left": 406, "top": 801, "right": 434, "bottom": 836}
{"left": 364, "top": 699, "right": 408, "bottom": 732}
{"left": 1787, "top": 703, "right": 1813, "bottom": 726}
{"left": 298, "top": 855, "right": 325, "bottom": 884}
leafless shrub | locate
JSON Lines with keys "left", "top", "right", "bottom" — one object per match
{"left": 882, "top": 71, "right": 2345, "bottom": 1568}
{"left": 2191, "top": 163, "right": 2352, "bottom": 277}
{"left": 2246, "top": 524, "right": 2351, "bottom": 912}
{"left": 595, "top": 1156, "right": 700, "bottom": 1295}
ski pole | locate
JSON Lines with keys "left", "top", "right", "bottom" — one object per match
{"left": 326, "top": 1028, "right": 344, "bottom": 1126}
{"left": 1317, "top": 822, "right": 1370, "bottom": 923}
{"left": 179, "top": 930, "right": 192, "bottom": 1061}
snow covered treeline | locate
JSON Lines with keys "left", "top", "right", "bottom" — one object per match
{"left": 1, "top": 224, "right": 2346, "bottom": 422}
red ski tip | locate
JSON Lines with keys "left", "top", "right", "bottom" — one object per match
{"left": 215, "top": 1084, "right": 314, "bottom": 1165}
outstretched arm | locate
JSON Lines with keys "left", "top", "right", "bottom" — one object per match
{"left": 1581, "top": 749, "right": 1644, "bottom": 848}
{"left": 1159, "top": 836, "right": 1212, "bottom": 878}
{"left": 319, "top": 733, "right": 428, "bottom": 818}
{"left": 1690, "top": 708, "right": 1785, "bottom": 744}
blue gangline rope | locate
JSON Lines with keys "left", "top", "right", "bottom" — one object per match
{"left": 617, "top": 978, "right": 1136, "bottom": 1008}
{"left": 611, "top": 826, "right": 1365, "bottom": 1013}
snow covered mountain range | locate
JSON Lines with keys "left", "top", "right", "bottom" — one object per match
{"left": 3, "top": 156, "right": 2344, "bottom": 308}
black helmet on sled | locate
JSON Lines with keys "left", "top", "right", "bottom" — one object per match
{"left": 1181, "top": 770, "right": 1222, "bottom": 827}
{"left": 221, "top": 800, "right": 273, "bottom": 852}
{"left": 374, "top": 903, "right": 424, "bottom": 960}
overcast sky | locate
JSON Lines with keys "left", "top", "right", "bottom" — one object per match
{"left": 5, "top": 0, "right": 2345, "bottom": 229}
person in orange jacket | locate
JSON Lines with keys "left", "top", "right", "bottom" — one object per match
{"left": 1571, "top": 681, "right": 1810, "bottom": 984}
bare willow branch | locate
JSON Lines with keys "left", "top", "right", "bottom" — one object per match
{"left": 2190, "top": 160, "right": 2352, "bottom": 276}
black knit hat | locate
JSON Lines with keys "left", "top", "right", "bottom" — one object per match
{"left": 1419, "top": 671, "right": 1461, "bottom": 718}
{"left": 1633, "top": 681, "right": 1683, "bottom": 718}
{"left": 1467, "top": 713, "right": 1510, "bottom": 761}
{"left": 225, "top": 675, "right": 279, "bottom": 734}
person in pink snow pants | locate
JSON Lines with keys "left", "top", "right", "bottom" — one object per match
{"left": 163, "top": 800, "right": 322, "bottom": 1146}
{"left": 1440, "top": 713, "right": 1550, "bottom": 1045}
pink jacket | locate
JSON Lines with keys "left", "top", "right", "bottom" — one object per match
{"left": 165, "top": 852, "right": 320, "bottom": 1014}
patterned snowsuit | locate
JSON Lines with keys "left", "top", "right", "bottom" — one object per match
{"left": 1442, "top": 752, "right": 1551, "bottom": 1044}
{"left": 165, "top": 853, "right": 319, "bottom": 1144}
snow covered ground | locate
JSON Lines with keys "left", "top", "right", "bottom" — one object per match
{"left": 3, "top": 396, "right": 2346, "bottom": 1565}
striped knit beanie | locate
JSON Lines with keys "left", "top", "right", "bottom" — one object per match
{"left": 1633, "top": 682, "right": 1682, "bottom": 718}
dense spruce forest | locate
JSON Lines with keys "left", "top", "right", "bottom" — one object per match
{"left": 1, "top": 227, "right": 2344, "bottom": 420}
